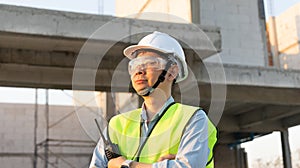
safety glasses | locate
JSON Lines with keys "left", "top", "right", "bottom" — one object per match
{"left": 128, "top": 56, "right": 167, "bottom": 76}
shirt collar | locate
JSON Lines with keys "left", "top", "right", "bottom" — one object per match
{"left": 141, "top": 96, "right": 175, "bottom": 121}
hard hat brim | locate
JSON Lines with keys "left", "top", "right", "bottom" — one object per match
{"left": 123, "top": 45, "right": 170, "bottom": 60}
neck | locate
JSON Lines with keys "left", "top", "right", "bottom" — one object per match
{"left": 142, "top": 89, "right": 171, "bottom": 120}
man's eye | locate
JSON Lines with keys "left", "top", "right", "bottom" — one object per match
{"left": 147, "top": 61, "right": 157, "bottom": 66}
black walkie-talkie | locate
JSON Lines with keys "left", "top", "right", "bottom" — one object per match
{"left": 94, "top": 118, "right": 121, "bottom": 160}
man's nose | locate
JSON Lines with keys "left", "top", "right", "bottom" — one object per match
{"left": 135, "top": 69, "right": 146, "bottom": 75}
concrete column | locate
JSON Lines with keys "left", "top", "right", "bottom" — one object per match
{"left": 214, "top": 144, "right": 236, "bottom": 168}
{"left": 44, "top": 89, "right": 49, "bottom": 168}
{"left": 281, "top": 129, "right": 292, "bottom": 168}
{"left": 257, "top": 0, "right": 269, "bottom": 67}
{"left": 235, "top": 145, "right": 248, "bottom": 168}
{"left": 214, "top": 144, "right": 248, "bottom": 168}
{"left": 106, "top": 92, "right": 116, "bottom": 120}
{"left": 190, "top": 0, "right": 200, "bottom": 24}
{"left": 268, "top": 16, "right": 281, "bottom": 67}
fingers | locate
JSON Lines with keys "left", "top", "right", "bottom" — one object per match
{"left": 107, "top": 156, "right": 126, "bottom": 168}
{"left": 157, "top": 154, "right": 176, "bottom": 162}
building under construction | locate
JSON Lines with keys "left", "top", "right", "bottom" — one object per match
{"left": 0, "top": 0, "right": 300, "bottom": 167}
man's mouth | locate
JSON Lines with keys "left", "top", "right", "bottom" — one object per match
{"left": 135, "top": 79, "right": 147, "bottom": 84}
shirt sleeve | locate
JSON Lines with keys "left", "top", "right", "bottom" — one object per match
{"left": 152, "top": 109, "right": 209, "bottom": 168}
{"left": 89, "top": 129, "right": 108, "bottom": 168}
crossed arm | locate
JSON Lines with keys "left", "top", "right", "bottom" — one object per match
{"left": 107, "top": 154, "right": 176, "bottom": 168}
{"left": 89, "top": 110, "right": 209, "bottom": 168}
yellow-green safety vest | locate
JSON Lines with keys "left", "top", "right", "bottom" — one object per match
{"left": 108, "top": 103, "right": 217, "bottom": 167}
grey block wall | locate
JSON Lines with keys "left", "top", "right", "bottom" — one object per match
{"left": 201, "top": 0, "right": 266, "bottom": 66}
{"left": 0, "top": 103, "right": 95, "bottom": 168}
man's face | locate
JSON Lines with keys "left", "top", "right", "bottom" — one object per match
{"left": 128, "top": 51, "right": 166, "bottom": 94}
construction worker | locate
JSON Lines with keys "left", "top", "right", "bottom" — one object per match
{"left": 89, "top": 31, "right": 217, "bottom": 168}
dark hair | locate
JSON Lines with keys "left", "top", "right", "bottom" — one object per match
{"left": 133, "top": 49, "right": 169, "bottom": 59}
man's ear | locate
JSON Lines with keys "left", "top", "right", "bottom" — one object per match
{"left": 167, "top": 65, "right": 179, "bottom": 81}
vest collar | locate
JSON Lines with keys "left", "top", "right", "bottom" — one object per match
{"left": 140, "top": 96, "right": 175, "bottom": 122}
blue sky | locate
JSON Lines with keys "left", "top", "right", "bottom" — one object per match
{"left": 0, "top": 0, "right": 115, "bottom": 15}
{"left": 265, "top": 0, "right": 300, "bottom": 16}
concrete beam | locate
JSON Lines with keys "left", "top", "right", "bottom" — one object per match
{"left": 237, "top": 105, "right": 300, "bottom": 128}
{"left": 0, "top": 4, "right": 221, "bottom": 59}
{"left": 218, "top": 115, "right": 240, "bottom": 132}
{"left": 282, "top": 113, "right": 300, "bottom": 128}
{"left": 1, "top": 62, "right": 300, "bottom": 107}
{"left": 217, "top": 132, "right": 270, "bottom": 144}
{"left": 0, "top": 63, "right": 130, "bottom": 92}
{"left": 241, "top": 120, "right": 285, "bottom": 132}
{"left": 199, "top": 63, "right": 300, "bottom": 89}
{"left": 224, "top": 103, "right": 264, "bottom": 115}
{"left": 174, "top": 84, "right": 300, "bottom": 107}
{"left": 225, "top": 86, "right": 300, "bottom": 106}
{"left": 217, "top": 110, "right": 300, "bottom": 134}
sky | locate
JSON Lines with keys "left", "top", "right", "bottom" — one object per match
{"left": 0, "top": 0, "right": 300, "bottom": 167}
{"left": 242, "top": 126, "right": 300, "bottom": 166}
{"left": 0, "top": 0, "right": 115, "bottom": 15}
{"left": 265, "top": 0, "right": 300, "bottom": 16}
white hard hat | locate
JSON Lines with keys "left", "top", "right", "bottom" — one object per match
{"left": 123, "top": 31, "right": 188, "bottom": 83}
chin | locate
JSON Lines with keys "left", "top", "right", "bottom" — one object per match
{"left": 136, "top": 87, "right": 146, "bottom": 92}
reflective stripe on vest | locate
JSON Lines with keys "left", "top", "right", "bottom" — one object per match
{"left": 108, "top": 103, "right": 217, "bottom": 167}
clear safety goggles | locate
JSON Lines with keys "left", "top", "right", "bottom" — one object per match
{"left": 128, "top": 56, "right": 167, "bottom": 76}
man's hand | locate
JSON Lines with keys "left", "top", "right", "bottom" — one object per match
{"left": 157, "top": 154, "right": 176, "bottom": 162}
{"left": 107, "top": 154, "right": 176, "bottom": 168}
{"left": 107, "top": 156, "right": 126, "bottom": 168}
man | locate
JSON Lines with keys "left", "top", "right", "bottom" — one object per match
{"left": 90, "top": 31, "right": 217, "bottom": 168}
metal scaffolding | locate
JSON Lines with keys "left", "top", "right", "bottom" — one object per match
{"left": 33, "top": 89, "right": 96, "bottom": 168}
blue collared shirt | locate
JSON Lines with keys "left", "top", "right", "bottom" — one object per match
{"left": 139, "top": 97, "right": 175, "bottom": 146}
{"left": 89, "top": 96, "right": 209, "bottom": 168}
